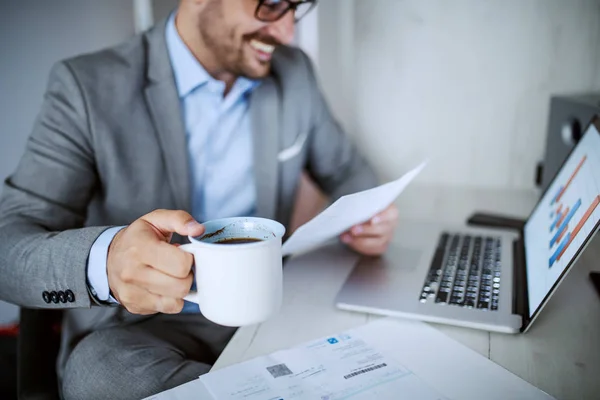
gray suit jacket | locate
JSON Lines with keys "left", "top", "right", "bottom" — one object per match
{"left": 0, "top": 19, "right": 377, "bottom": 373}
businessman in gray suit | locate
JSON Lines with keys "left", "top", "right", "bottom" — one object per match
{"left": 0, "top": 0, "right": 399, "bottom": 398}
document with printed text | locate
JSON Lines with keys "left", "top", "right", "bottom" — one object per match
{"left": 146, "top": 319, "right": 553, "bottom": 400}
{"left": 197, "top": 318, "right": 553, "bottom": 400}
{"left": 281, "top": 161, "right": 428, "bottom": 256}
{"left": 199, "top": 321, "right": 446, "bottom": 400}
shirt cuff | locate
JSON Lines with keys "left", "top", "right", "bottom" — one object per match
{"left": 87, "top": 226, "right": 125, "bottom": 304}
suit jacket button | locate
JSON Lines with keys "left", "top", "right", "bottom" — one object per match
{"left": 50, "top": 291, "right": 59, "bottom": 304}
{"left": 58, "top": 291, "right": 66, "bottom": 303}
{"left": 42, "top": 291, "right": 51, "bottom": 304}
{"left": 65, "top": 289, "right": 75, "bottom": 303}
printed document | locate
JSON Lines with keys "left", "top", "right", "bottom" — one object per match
{"left": 147, "top": 319, "right": 553, "bottom": 400}
{"left": 281, "top": 161, "right": 427, "bottom": 256}
{"left": 200, "top": 320, "right": 446, "bottom": 400}
{"left": 198, "top": 319, "right": 553, "bottom": 400}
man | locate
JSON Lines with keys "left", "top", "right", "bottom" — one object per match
{"left": 0, "top": 0, "right": 399, "bottom": 398}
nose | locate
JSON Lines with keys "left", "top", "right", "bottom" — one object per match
{"left": 264, "top": 11, "right": 295, "bottom": 45}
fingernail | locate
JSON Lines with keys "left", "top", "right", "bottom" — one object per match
{"left": 352, "top": 226, "right": 363, "bottom": 235}
{"left": 372, "top": 216, "right": 381, "bottom": 225}
{"left": 186, "top": 220, "right": 202, "bottom": 231}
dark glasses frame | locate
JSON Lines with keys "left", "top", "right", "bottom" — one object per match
{"left": 255, "top": 0, "right": 317, "bottom": 23}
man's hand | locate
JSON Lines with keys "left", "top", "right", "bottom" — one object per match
{"left": 107, "top": 209, "right": 205, "bottom": 315}
{"left": 340, "top": 204, "right": 399, "bottom": 256}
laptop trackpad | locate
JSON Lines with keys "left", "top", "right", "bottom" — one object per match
{"left": 381, "top": 245, "right": 422, "bottom": 271}
{"left": 349, "top": 246, "right": 423, "bottom": 286}
{"left": 337, "top": 246, "right": 424, "bottom": 306}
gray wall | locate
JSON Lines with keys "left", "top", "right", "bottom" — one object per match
{"left": 0, "top": 0, "right": 136, "bottom": 324}
{"left": 318, "top": 0, "right": 600, "bottom": 189}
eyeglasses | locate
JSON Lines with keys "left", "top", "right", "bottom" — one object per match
{"left": 255, "top": 0, "right": 317, "bottom": 23}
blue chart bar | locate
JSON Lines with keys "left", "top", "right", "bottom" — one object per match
{"left": 550, "top": 212, "right": 562, "bottom": 232}
{"left": 555, "top": 199, "right": 581, "bottom": 238}
{"left": 551, "top": 186, "right": 564, "bottom": 206}
{"left": 550, "top": 223, "right": 567, "bottom": 248}
{"left": 550, "top": 232, "right": 571, "bottom": 267}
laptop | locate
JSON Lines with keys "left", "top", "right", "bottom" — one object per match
{"left": 335, "top": 116, "right": 600, "bottom": 333}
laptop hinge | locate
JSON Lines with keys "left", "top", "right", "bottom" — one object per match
{"left": 466, "top": 212, "right": 529, "bottom": 325}
{"left": 512, "top": 236, "right": 529, "bottom": 324}
{"left": 467, "top": 212, "right": 526, "bottom": 231}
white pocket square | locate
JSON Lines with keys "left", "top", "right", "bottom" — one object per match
{"left": 277, "top": 131, "right": 308, "bottom": 162}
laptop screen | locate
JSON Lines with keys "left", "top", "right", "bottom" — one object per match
{"left": 524, "top": 120, "right": 600, "bottom": 318}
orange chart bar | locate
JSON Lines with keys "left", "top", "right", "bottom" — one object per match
{"left": 556, "top": 223, "right": 568, "bottom": 245}
{"left": 557, "top": 195, "right": 600, "bottom": 261}
{"left": 550, "top": 206, "right": 564, "bottom": 232}
{"left": 554, "top": 207, "right": 570, "bottom": 231}
{"left": 556, "top": 155, "right": 587, "bottom": 204}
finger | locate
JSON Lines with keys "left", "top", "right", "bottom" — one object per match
{"left": 340, "top": 231, "right": 352, "bottom": 244}
{"left": 116, "top": 284, "right": 184, "bottom": 314}
{"left": 346, "top": 235, "right": 390, "bottom": 256}
{"left": 136, "top": 265, "right": 194, "bottom": 299}
{"left": 140, "top": 240, "right": 194, "bottom": 279}
{"left": 349, "top": 220, "right": 395, "bottom": 237}
{"left": 141, "top": 209, "right": 205, "bottom": 239}
{"left": 370, "top": 204, "right": 399, "bottom": 225}
{"left": 346, "top": 205, "right": 399, "bottom": 237}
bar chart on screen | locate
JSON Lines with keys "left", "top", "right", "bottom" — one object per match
{"left": 525, "top": 124, "right": 600, "bottom": 315}
{"left": 547, "top": 152, "right": 600, "bottom": 269}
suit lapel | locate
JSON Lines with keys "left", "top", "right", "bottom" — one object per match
{"left": 143, "top": 19, "right": 191, "bottom": 212}
{"left": 143, "top": 18, "right": 282, "bottom": 217}
{"left": 250, "top": 77, "right": 280, "bottom": 220}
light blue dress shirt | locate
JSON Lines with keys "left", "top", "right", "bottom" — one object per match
{"left": 86, "top": 13, "right": 259, "bottom": 309}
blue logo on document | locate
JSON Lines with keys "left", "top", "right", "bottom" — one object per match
{"left": 327, "top": 337, "right": 338, "bottom": 344}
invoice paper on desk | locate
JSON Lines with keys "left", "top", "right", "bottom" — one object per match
{"left": 198, "top": 318, "right": 554, "bottom": 400}
{"left": 199, "top": 320, "right": 446, "bottom": 400}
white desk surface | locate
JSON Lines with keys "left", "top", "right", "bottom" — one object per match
{"left": 208, "top": 184, "right": 600, "bottom": 400}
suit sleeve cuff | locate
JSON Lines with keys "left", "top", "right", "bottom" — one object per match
{"left": 87, "top": 226, "right": 125, "bottom": 304}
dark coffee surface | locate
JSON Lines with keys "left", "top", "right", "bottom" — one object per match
{"left": 215, "top": 237, "right": 263, "bottom": 245}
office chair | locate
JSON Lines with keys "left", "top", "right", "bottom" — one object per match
{"left": 17, "top": 308, "right": 63, "bottom": 399}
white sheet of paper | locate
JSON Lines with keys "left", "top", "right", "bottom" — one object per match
{"left": 198, "top": 318, "right": 554, "bottom": 400}
{"left": 281, "top": 161, "right": 428, "bottom": 256}
{"left": 142, "top": 379, "right": 211, "bottom": 400}
{"left": 200, "top": 320, "right": 446, "bottom": 400}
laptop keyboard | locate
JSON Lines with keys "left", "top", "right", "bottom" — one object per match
{"left": 419, "top": 233, "right": 502, "bottom": 311}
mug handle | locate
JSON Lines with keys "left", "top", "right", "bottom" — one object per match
{"left": 179, "top": 243, "right": 200, "bottom": 304}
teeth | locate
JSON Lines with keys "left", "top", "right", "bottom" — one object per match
{"left": 250, "top": 39, "right": 275, "bottom": 54}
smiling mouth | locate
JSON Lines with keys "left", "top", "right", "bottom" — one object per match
{"left": 249, "top": 39, "right": 276, "bottom": 62}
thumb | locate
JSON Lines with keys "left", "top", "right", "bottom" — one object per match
{"left": 141, "top": 209, "right": 205, "bottom": 238}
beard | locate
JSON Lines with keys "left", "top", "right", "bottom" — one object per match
{"left": 198, "top": 0, "right": 277, "bottom": 80}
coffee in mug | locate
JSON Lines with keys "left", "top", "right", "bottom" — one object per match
{"left": 179, "top": 217, "right": 285, "bottom": 327}
{"left": 215, "top": 237, "right": 264, "bottom": 245}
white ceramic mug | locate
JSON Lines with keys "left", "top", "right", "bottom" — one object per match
{"left": 179, "top": 217, "right": 286, "bottom": 327}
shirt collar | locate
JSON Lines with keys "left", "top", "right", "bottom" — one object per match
{"left": 165, "top": 12, "right": 258, "bottom": 99}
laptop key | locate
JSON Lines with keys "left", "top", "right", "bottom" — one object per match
{"left": 421, "top": 233, "right": 501, "bottom": 310}
{"left": 436, "top": 292, "right": 449, "bottom": 303}
{"left": 419, "top": 233, "right": 450, "bottom": 302}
